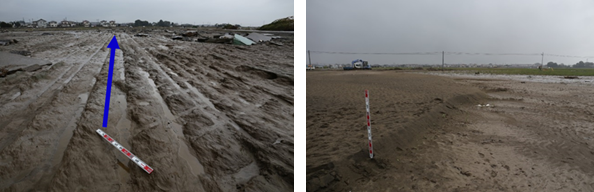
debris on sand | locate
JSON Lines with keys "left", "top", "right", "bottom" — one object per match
{"left": 247, "top": 33, "right": 272, "bottom": 42}
{"left": 0, "top": 67, "right": 7, "bottom": 77}
{"left": 0, "top": 51, "right": 52, "bottom": 77}
{"left": 134, "top": 33, "right": 149, "bottom": 37}
{"left": 9, "top": 50, "right": 31, "bottom": 56}
{"left": 233, "top": 34, "right": 255, "bottom": 45}
{"left": 0, "top": 39, "right": 18, "bottom": 46}
{"left": 269, "top": 41, "right": 284, "bottom": 46}
{"left": 564, "top": 76, "right": 579, "bottom": 79}
{"left": 181, "top": 30, "right": 198, "bottom": 37}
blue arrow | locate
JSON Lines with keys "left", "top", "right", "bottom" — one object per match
{"left": 102, "top": 35, "right": 120, "bottom": 127}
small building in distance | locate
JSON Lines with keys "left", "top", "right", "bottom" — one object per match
{"left": 109, "top": 20, "right": 116, "bottom": 27}
{"left": 36, "top": 19, "right": 47, "bottom": 28}
{"left": 48, "top": 21, "right": 58, "bottom": 27}
{"left": 60, "top": 20, "right": 70, "bottom": 27}
{"left": 82, "top": 20, "right": 90, "bottom": 27}
{"left": 100, "top": 20, "right": 108, "bottom": 27}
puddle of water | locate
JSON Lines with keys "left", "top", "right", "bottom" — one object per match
{"left": 233, "top": 161, "right": 259, "bottom": 184}
{"left": 171, "top": 123, "right": 204, "bottom": 175}
{"left": 10, "top": 92, "right": 21, "bottom": 101}
{"left": 52, "top": 101, "right": 86, "bottom": 166}
{"left": 52, "top": 75, "right": 99, "bottom": 167}
{"left": 273, "top": 138, "right": 282, "bottom": 145}
{"left": 78, "top": 93, "right": 88, "bottom": 104}
{"left": 237, "top": 97, "right": 250, "bottom": 105}
{"left": 119, "top": 69, "right": 125, "bottom": 80}
{"left": 139, "top": 68, "right": 205, "bottom": 176}
{"left": 114, "top": 94, "right": 131, "bottom": 149}
{"left": 114, "top": 92, "right": 132, "bottom": 187}
{"left": 158, "top": 45, "right": 169, "bottom": 50}
{"left": 117, "top": 160, "right": 131, "bottom": 187}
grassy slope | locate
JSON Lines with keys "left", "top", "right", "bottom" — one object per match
{"left": 448, "top": 68, "right": 594, "bottom": 76}
{"left": 258, "top": 17, "right": 293, "bottom": 31}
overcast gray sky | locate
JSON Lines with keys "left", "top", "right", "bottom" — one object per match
{"left": 307, "top": 0, "right": 594, "bottom": 65}
{"left": 1, "top": 0, "right": 292, "bottom": 27}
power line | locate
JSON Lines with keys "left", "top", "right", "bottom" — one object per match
{"left": 309, "top": 50, "right": 594, "bottom": 58}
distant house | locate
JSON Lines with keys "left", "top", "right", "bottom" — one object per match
{"left": 100, "top": 20, "right": 108, "bottom": 27}
{"left": 109, "top": 20, "right": 116, "bottom": 27}
{"left": 49, "top": 21, "right": 58, "bottom": 27}
{"left": 69, "top": 22, "right": 77, "bottom": 27}
{"left": 60, "top": 20, "right": 70, "bottom": 27}
{"left": 36, "top": 19, "right": 47, "bottom": 28}
{"left": 82, "top": 20, "right": 90, "bottom": 27}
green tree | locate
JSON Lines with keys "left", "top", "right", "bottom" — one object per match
{"left": 546, "top": 62, "right": 558, "bottom": 68}
{"left": 134, "top": 19, "right": 150, "bottom": 27}
{"left": 0, "top": 22, "right": 12, "bottom": 28}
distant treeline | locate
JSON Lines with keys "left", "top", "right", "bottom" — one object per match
{"left": 134, "top": 19, "right": 174, "bottom": 27}
{"left": 547, "top": 61, "right": 594, "bottom": 68}
{"left": 133, "top": 19, "right": 241, "bottom": 29}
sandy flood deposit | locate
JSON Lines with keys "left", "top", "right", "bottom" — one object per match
{"left": 0, "top": 30, "right": 293, "bottom": 191}
{"left": 307, "top": 70, "right": 594, "bottom": 191}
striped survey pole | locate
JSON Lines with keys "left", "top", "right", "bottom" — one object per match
{"left": 96, "top": 129, "right": 154, "bottom": 174}
{"left": 365, "top": 90, "right": 374, "bottom": 158}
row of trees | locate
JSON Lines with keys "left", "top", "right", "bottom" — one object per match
{"left": 133, "top": 19, "right": 242, "bottom": 29}
{"left": 546, "top": 61, "right": 594, "bottom": 68}
{"left": 0, "top": 22, "right": 12, "bottom": 28}
{"left": 134, "top": 19, "right": 177, "bottom": 27}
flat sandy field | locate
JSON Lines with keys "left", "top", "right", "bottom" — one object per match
{"left": 0, "top": 30, "right": 293, "bottom": 191}
{"left": 307, "top": 70, "right": 594, "bottom": 191}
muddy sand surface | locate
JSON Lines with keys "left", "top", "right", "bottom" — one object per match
{"left": 0, "top": 31, "right": 293, "bottom": 191}
{"left": 307, "top": 70, "right": 594, "bottom": 191}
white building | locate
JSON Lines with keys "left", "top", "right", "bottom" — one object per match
{"left": 36, "top": 19, "right": 47, "bottom": 28}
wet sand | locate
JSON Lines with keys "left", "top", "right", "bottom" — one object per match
{"left": 0, "top": 30, "right": 293, "bottom": 191}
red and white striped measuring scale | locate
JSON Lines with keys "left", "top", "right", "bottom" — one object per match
{"left": 365, "top": 90, "right": 374, "bottom": 158}
{"left": 96, "top": 129, "right": 154, "bottom": 174}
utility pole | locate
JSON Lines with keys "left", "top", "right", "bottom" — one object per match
{"left": 541, "top": 52, "right": 544, "bottom": 67}
{"left": 308, "top": 50, "right": 312, "bottom": 66}
{"left": 442, "top": 51, "right": 444, "bottom": 72}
